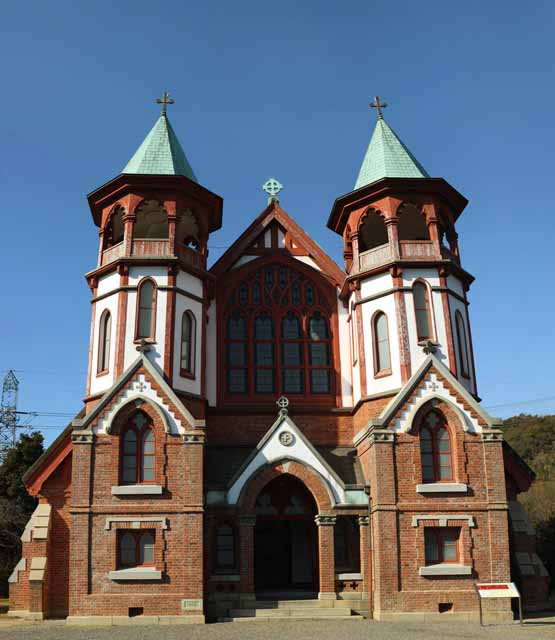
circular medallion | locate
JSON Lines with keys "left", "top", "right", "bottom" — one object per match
{"left": 279, "top": 431, "right": 294, "bottom": 447}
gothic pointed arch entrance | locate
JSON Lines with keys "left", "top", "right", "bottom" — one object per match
{"left": 253, "top": 474, "right": 319, "bottom": 593}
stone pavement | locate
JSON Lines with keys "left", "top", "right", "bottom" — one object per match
{"left": 1, "top": 617, "right": 555, "bottom": 639}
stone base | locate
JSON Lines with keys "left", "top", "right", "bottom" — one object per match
{"left": 66, "top": 614, "right": 205, "bottom": 626}
{"left": 374, "top": 610, "right": 514, "bottom": 624}
{"left": 7, "top": 610, "right": 44, "bottom": 621}
{"left": 318, "top": 592, "right": 337, "bottom": 600}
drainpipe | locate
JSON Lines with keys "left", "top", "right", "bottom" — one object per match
{"left": 364, "top": 484, "right": 374, "bottom": 619}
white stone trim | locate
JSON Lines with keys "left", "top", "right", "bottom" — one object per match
{"left": 416, "top": 483, "right": 468, "bottom": 494}
{"left": 21, "top": 504, "right": 51, "bottom": 542}
{"left": 8, "top": 558, "right": 26, "bottom": 584}
{"left": 419, "top": 564, "right": 472, "bottom": 576}
{"left": 411, "top": 514, "right": 475, "bottom": 528}
{"left": 108, "top": 567, "right": 162, "bottom": 581}
{"left": 29, "top": 556, "right": 47, "bottom": 582}
{"left": 111, "top": 484, "right": 163, "bottom": 496}
{"left": 227, "top": 414, "right": 345, "bottom": 506}
{"left": 392, "top": 374, "right": 481, "bottom": 434}
{"left": 105, "top": 516, "right": 168, "bottom": 530}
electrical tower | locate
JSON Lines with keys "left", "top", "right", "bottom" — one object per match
{"left": 0, "top": 370, "right": 20, "bottom": 463}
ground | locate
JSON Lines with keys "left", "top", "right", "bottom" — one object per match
{"left": 1, "top": 618, "right": 555, "bottom": 639}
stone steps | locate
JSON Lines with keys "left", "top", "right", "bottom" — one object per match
{"left": 218, "top": 598, "right": 362, "bottom": 622}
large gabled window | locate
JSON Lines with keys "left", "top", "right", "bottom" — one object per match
{"left": 223, "top": 264, "right": 334, "bottom": 401}
{"left": 97, "top": 310, "right": 111, "bottom": 374}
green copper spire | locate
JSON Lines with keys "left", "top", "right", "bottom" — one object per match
{"left": 123, "top": 92, "right": 197, "bottom": 181}
{"left": 354, "top": 97, "right": 428, "bottom": 189}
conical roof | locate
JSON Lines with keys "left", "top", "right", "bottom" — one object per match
{"left": 354, "top": 117, "right": 428, "bottom": 190}
{"left": 122, "top": 114, "right": 197, "bottom": 181}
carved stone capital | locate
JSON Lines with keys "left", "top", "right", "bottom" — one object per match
{"left": 71, "top": 430, "right": 93, "bottom": 444}
{"left": 183, "top": 431, "right": 206, "bottom": 444}
{"left": 237, "top": 515, "right": 256, "bottom": 527}
{"left": 368, "top": 429, "right": 395, "bottom": 445}
{"left": 481, "top": 429, "right": 503, "bottom": 443}
{"left": 315, "top": 515, "right": 336, "bottom": 527}
{"left": 358, "top": 515, "right": 369, "bottom": 527}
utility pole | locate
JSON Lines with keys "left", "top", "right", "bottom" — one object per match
{"left": 0, "top": 370, "right": 19, "bottom": 463}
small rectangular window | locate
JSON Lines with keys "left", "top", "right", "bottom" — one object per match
{"left": 424, "top": 528, "right": 460, "bottom": 565}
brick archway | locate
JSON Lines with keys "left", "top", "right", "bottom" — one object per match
{"left": 238, "top": 459, "right": 334, "bottom": 515}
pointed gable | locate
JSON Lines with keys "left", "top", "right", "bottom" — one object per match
{"left": 210, "top": 201, "right": 345, "bottom": 286}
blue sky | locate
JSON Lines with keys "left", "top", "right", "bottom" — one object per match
{"left": 1, "top": 0, "right": 554, "bottom": 446}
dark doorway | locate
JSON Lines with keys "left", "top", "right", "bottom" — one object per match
{"left": 254, "top": 475, "right": 318, "bottom": 593}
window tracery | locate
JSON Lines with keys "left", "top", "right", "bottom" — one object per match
{"left": 419, "top": 410, "right": 453, "bottom": 482}
{"left": 120, "top": 411, "right": 155, "bottom": 484}
{"left": 224, "top": 264, "right": 334, "bottom": 400}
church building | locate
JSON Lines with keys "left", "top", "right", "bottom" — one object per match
{"left": 8, "top": 95, "right": 549, "bottom": 624}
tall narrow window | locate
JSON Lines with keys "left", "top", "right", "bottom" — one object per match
{"left": 136, "top": 279, "right": 156, "bottom": 340}
{"left": 120, "top": 412, "right": 155, "bottom": 484}
{"left": 227, "top": 312, "right": 247, "bottom": 393}
{"left": 455, "top": 311, "right": 470, "bottom": 378}
{"left": 419, "top": 410, "right": 452, "bottom": 483}
{"left": 282, "top": 312, "right": 303, "bottom": 394}
{"left": 180, "top": 311, "right": 195, "bottom": 376}
{"left": 413, "top": 281, "right": 433, "bottom": 341}
{"left": 254, "top": 313, "right": 275, "bottom": 394}
{"left": 373, "top": 312, "right": 391, "bottom": 375}
{"left": 97, "top": 310, "right": 111, "bottom": 373}
{"left": 308, "top": 311, "right": 331, "bottom": 393}
{"left": 216, "top": 524, "right": 235, "bottom": 569}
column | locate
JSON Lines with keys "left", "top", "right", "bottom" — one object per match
{"left": 315, "top": 515, "right": 336, "bottom": 600}
{"left": 358, "top": 515, "right": 370, "bottom": 602}
{"left": 237, "top": 515, "right": 256, "bottom": 603}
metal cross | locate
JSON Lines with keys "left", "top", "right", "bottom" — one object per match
{"left": 263, "top": 178, "right": 283, "bottom": 203}
{"left": 370, "top": 95, "right": 388, "bottom": 120}
{"left": 156, "top": 91, "right": 174, "bottom": 116}
{"left": 276, "top": 396, "right": 289, "bottom": 416}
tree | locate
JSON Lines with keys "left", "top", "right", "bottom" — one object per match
{"left": 0, "top": 432, "right": 44, "bottom": 597}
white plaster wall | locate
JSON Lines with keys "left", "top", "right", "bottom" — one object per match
{"left": 402, "top": 267, "right": 440, "bottom": 288}
{"left": 206, "top": 300, "right": 217, "bottom": 406}
{"left": 177, "top": 270, "right": 203, "bottom": 298}
{"left": 292, "top": 256, "right": 321, "bottom": 271}
{"left": 231, "top": 255, "right": 259, "bottom": 270}
{"left": 337, "top": 291, "right": 353, "bottom": 407}
{"left": 449, "top": 295, "right": 476, "bottom": 394}
{"left": 348, "top": 293, "right": 361, "bottom": 405}
{"left": 97, "top": 271, "right": 120, "bottom": 297}
{"left": 360, "top": 290, "right": 402, "bottom": 395}
{"left": 89, "top": 292, "right": 119, "bottom": 396}
{"left": 172, "top": 293, "right": 203, "bottom": 396}
{"left": 446, "top": 274, "right": 464, "bottom": 297}
{"left": 123, "top": 269, "right": 167, "bottom": 371}
{"left": 360, "top": 271, "right": 393, "bottom": 298}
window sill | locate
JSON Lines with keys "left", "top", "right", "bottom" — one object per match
{"left": 335, "top": 572, "right": 363, "bottom": 580}
{"left": 96, "top": 369, "right": 110, "bottom": 378}
{"left": 419, "top": 564, "right": 472, "bottom": 577}
{"left": 180, "top": 369, "right": 195, "bottom": 380}
{"left": 111, "top": 485, "right": 163, "bottom": 496}
{"left": 108, "top": 567, "right": 162, "bottom": 581}
{"left": 416, "top": 483, "right": 468, "bottom": 494}
{"left": 374, "top": 369, "right": 392, "bottom": 379}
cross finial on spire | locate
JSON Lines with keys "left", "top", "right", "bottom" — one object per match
{"left": 156, "top": 90, "right": 175, "bottom": 116}
{"left": 370, "top": 95, "right": 387, "bottom": 120}
{"left": 263, "top": 178, "right": 283, "bottom": 204}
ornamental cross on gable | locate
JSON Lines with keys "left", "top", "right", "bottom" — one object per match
{"left": 156, "top": 91, "right": 174, "bottom": 116}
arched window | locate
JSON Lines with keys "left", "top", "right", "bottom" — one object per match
{"left": 419, "top": 410, "right": 452, "bottom": 482}
{"left": 455, "top": 311, "right": 470, "bottom": 378}
{"left": 97, "top": 310, "right": 111, "bottom": 374}
{"left": 136, "top": 279, "right": 156, "bottom": 340}
{"left": 133, "top": 200, "right": 169, "bottom": 239}
{"left": 103, "top": 205, "right": 124, "bottom": 249}
{"left": 413, "top": 281, "right": 433, "bottom": 341}
{"left": 372, "top": 311, "right": 391, "bottom": 375}
{"left": 224, "top": 265, "right": 334, "bottom": 400}
{"left": 358, "top": 210, "right": 388, "bottom": 252}
{"left": 216, "top": 524, "right": 235, "bottom": 569}
{"left": 180, "top": 311, "right": 195, "bottom": 376}
{"left": 118, "top": 531, "right": 155, "bottom": 568}
{"left": 397, "top": 204, "right": 430, "bottom": 241}
{"left": 120, "top": 412, "right": 155, "bottom": 484}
